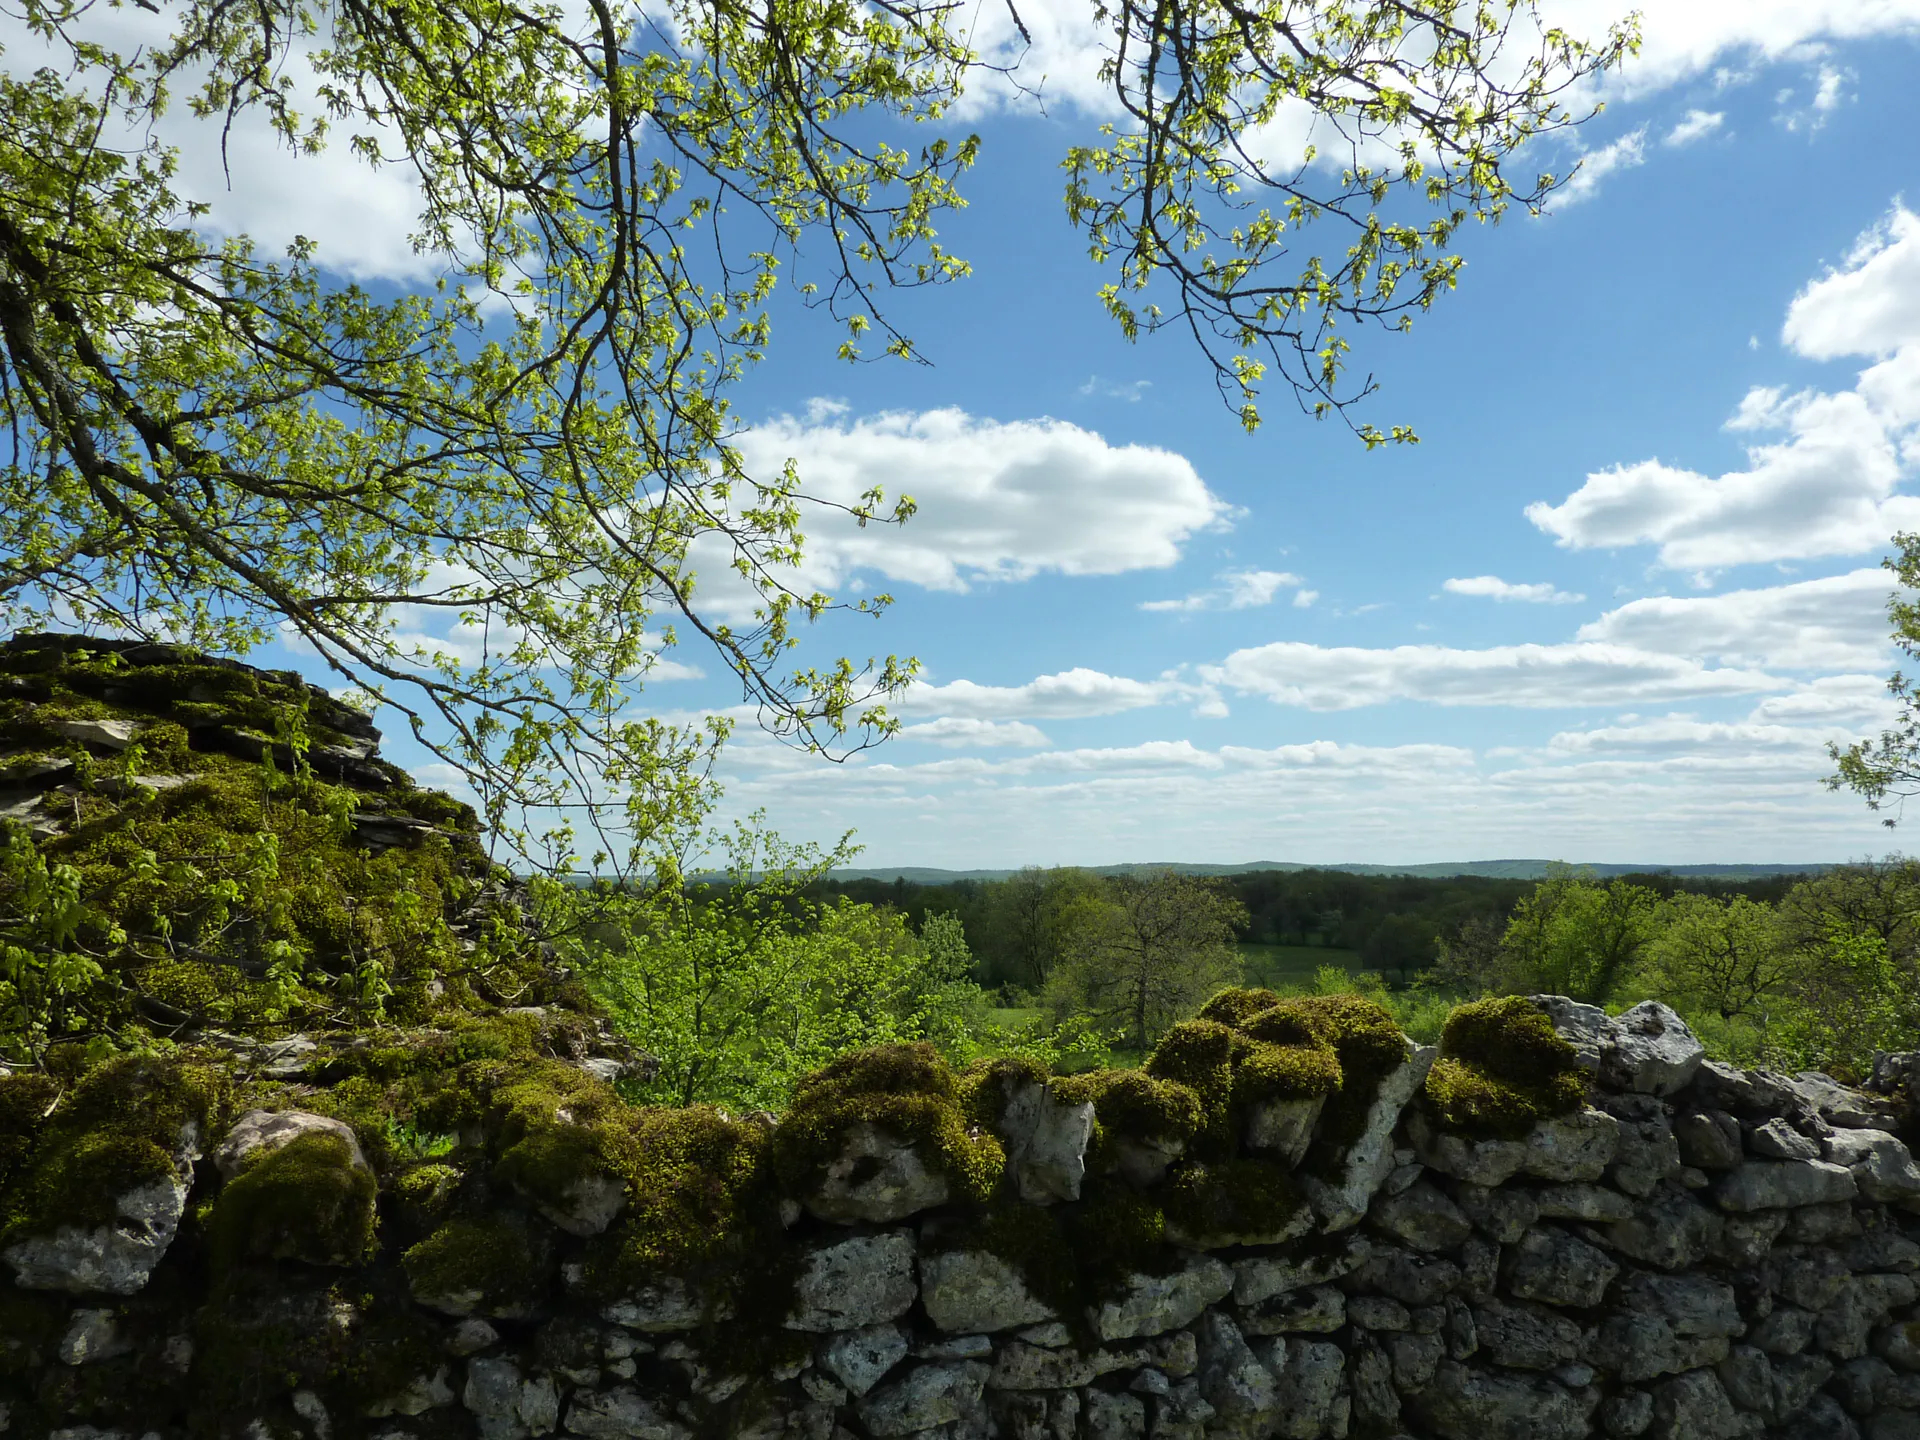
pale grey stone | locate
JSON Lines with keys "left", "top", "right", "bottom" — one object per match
{"left": 1012, "top": 1321, "right": 1071, "bottom": 1347}
{"left": 1239, "top": 1283, "right": 1346, "bottom": 1337}
{"left": 1790, "top": 1073, "right": 1903, "bottom": 1130}
{"left": 1369, "top": 1180, "right": 1472, "bottom": 1252}
{"left": 1347, "top": 1295, "right": 1410, "bottom": 1331}
{"left": 983, "top": 1340, "right": 1123, "bottom": 1390}
{"left": 1302, "top": 1045, "right": 1433, "bottom": 1229}
{"left": 603, "top": 1279, "right": 716, "bottom": 1333}
{"left": 1245, "top": 1094, "right": 1327, "bottom": 1165}
{"left": 1091, "top": 1256, "right": 1231, "bottom": 1341}
{"left": 1841, "top": 1228, "right": 1920, "bottom": 1272}
{"left": 1785, "top": 1200, "right": 1861, "bottom": 1243}
{"left": 1881, "top": 1319, "right": 1920, "bottom": 1371}
{"left": 1534, "top": 1182, "right": 1636, "bottom": 1222}
{"left": 1405, "top": 1360, "right": 1599, "bottom": 1440}
{"left": 563, "top": 1387, "right": 692, "bottom": 1440}
{"left": 1676, "top": 1112, "right": 1743, "bottom": 1171}
{"left": 1349, "top": 1336, "right": 1400, "bottom": 1428}
{"left": 257, "top": 1035, "right": 318, "bottom": 1079}
{"left": 1454, "top": 1182, "right": 1539, "bottom": 1243}
{"left": 1818, "top": 1277, "right": 1898, "bottom": 1360}
{"left": 804, "top": 1123, "right": 949, "bottom": 1224}
{"left": 1606, "top": 1002, "right": 1707, "bottom": 1096}
{"left": 995, "top": 1079, "right": 1095, "bottom": 1204}
{"left": 1355, "top": 1248, "right": 1461, "bottom": 1306}
{"left": 920, "top": 1249, "right": 1055, "bottom": 1333}
{"left": 214, "top": 1108, "right": 368, "bottom": 1180}
{"left": 1406, "top": 1111, "right": 1532, "bottom": 1187}
{"left": 1391, "top": 1329, "right": 1446, "bottom": 1389}
{"left": 1232, "top": 1236, "right": 1369, "bottom": 1307}
{"left": 49, "top": 717, "right": 142, "bottom": 749}
{"left": 1527, "top": 1106, "right": 1623, "bottom": 1182}
{"left": 799, "top": 1370, "right": 846, "bottom": 1405}
{"left": 1825, "top": 1129, "right": 1920, "bottom": 1204}
{"left": 1604, "top": 1390, "right": 1656, "bottom": 1438}
{"left": 817, "top": 1323, "right": 909, "bottom": 1397}
{"left": 913, "top": 1334, "right": 993, "bottom": 1360}
{"left": 1714, "top": 1159, "right": 1857, "bottom": 1212}
{"left": 857, "top": 1361, "right": 989, "bottom": 1438}
{"left": 3, "top": 1173, "right": 191, "bottom": 1295}
{"left": 1268, "top": 1339, "right": 1345, "bottom": 1440}
{"left": 1751, "top": 1306, "right": 1817, "bottom": 1356}
{"left": 1504, "top": 1225, "right": 1619, "bottom": 1308}
{"left": 57, "top": 1309, "right": 126, "bottom": 1365}
{"left": 1651, "top": 1369, "right": 1742, "bottom": 1440}
{"left": 1083, "top": 1390, "right": 1146, "bottom": 1440}
{"left": 1602, "top": 1096, "right": 1683, "bottom": 1198}
{"left": 1446, "top": 1296, "right": 1479, "bottom": 1360}
{"left": 786, "top": 1231, "right": 917, "bottom": 1332}
{"left": 365, "top": 1366, "right": 457, "bottom": 1417}
{"left": 1473, "top": 1296, "right": 1584, "bottom": 1369}
{"left": 1776, "top": 1250, "right": 1852, "bottom": 1311}
{"left": 1529, "top": 995, "right": 1614, "bottom": 1074}
{"left": 1714, "top": 1210, "right": 1789, "bottom": 1265}
{"left": 1196, "top": 1311, "right": 1277, "bottom": 1423}
{"left": 1594, "top": 1313, "right": 1731, "bottom": 1384}
{"left": 1459, "top": 1236, "right": 1500, "bottom": 1299}
{"left": 1749, "top": 1119, "right": 1820, "bottom": 1161}
{"left": 1110, "top": 1134, "right": 1184, "bottom": 1188}
{"left": 1771, "top": 1352, "right": 1836, "bottom": 1421}
{"left": 442, "top": 1318, "right": 496, "bottom": 1357}
{"left": 1622, "top": 1274, "right": 1744, "bottom": 1338}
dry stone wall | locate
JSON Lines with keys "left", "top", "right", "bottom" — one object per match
{"left": 3, "top": 999, "right": 1920, "bottom": 1440}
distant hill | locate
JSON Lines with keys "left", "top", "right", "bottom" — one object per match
{"left": 827, "top": 859, "right": 1835, "bottom": 884}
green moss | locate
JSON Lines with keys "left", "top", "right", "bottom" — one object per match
{"left": 955, "top": 1054, "right": 1051, "bottom": 1130}
{"left": 392, "top": 1161, "right": 464, "bottom": 1234}
{"left": 0, "top": 1055, "right": 227, "bottom": 1241}
{"left": 0, "top": 1070, "right": 58, "bottom": 1191}
{"left": 207, "top": 1131, "right": 378, "bottom": 1268}
{"left": 1160, "top": 1158, "right": 1306, "bottom": 1244}
{"left": 402, "top": 1212, "right": 549, "bottom": 1314}
{"left": 1290, "top": 993, "right": 1411, "bottom": 1155}
{"left": 770, "top": 1043, "right": 1004, "bottom": 1207}
{"left": 1195, "top": 986, "right": 1287, "bottom": 1029}
{"left": 1052, "top": 1067, "right": 1204, "bottom": 1147}
{"left": 1423, "top": 995, "right": 1585, "bottom": 1139}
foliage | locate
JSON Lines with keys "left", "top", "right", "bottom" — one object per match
{"left": 1493, "top": 868, "right": 1658, "bottom": 1004}
{"left": 1045, "top": 871, "right": 1248, "bottom": 1051}
{"left": 1633, "top": 893, "right": 1791, "bottom": 1062}
{"left": 1832, "top": 533, "right": 1920, "bottom": 823}
{"left": 2, "top": 0, "right": 1632, "bottom": 870}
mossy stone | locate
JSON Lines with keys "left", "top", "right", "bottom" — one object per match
{"left": 1423, "top": 995, "right": 1586, "bottom": 1140}
{"left": 208, "top": 1131, "right": 378, "bottom": 1268}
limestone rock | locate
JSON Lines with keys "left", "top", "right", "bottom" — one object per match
{"left": 996, "top": 1080, "right": 1095, "bottom": 1205}
{"left": 856, "top": 1360, "right": 988, "bottom": 1438}
{"left": 4, "top": 1173, "right": 192, "bottom": 1296}
{"left": 58, "top": 1309, "right": 128, "bottom": 1365}
{"left": 1594, "top": 1311, "right": 1731, "bottom": 1384}
{"left": 1504, "top": 1226, "right": 1619, "bottom": 1308}
{"left": 1608, "top": 1003, "right": 1707, "bottom": 1096}
{"left": 1406, "top": 1359, "right": 1599, "bottom": 1440}
{"left": 1409, "top": 1106, "right": 1618, "bottom": 1188}
{"left": 1620, "top": 1273, "right": 1744, "bottom": 1340}
{"left": 1302, "top": 1044, "right": 1434, "bottom": 1229}
{"left": 1232, "top": 1236, "right": 1370, "bottom": 1308}
{"left": 1651, "top": 1369, "right": 1742, "bottom": 1440}
{"left": 49, "top": 717, "right": 143, "bottom": 750}
{"left": 1238, "top": 1285, "right": 1346, "bottom": 1337}
{"left": 1529, "top": 995, "right": 1615, "bottom": 1074}
{"left": 564, "top": 1387, "right": 692, "bottom": 1440}
{"left": 1268, "top": 1338, "right": 1346, "bottom": 1440}
{"left": 1473, "top": 1296, "right": 1585, "bottom": 1370}
{"left": 1790, "top": 1073, "right": 1903, "bottom": 1130}
{"left": 1601, "top": 1094, "right": 1683, "bottom": 1197}
{"left": 215, "top": 1109, "right": 369, "bottom": 1178}
{"left": 1091, "top": 1255, "right": 1232, "bottom": 1341}
{"left": 1605, "top": 1389, "right": 1656, "bottom": 1438}
{"left": 1534, "top": 1182, "right": 1636, "bottom": 1222}
{"left": 919, "top": 1249, "right": 1055, "bottom": 1334}
{"left": 1750, "top": 1118, "right": 1820, "bottom": 1161}
{"left": 1675, "top": 1111, "right": 1744, "bottom": 1172}
{"left": 1714, "top": 1158, "right": 1858, "bottom": 1212}
{"left": 786, "top": 1231, "right": 917, "bottom": 1332}
{"left": 365, "top": 1366, "right": 457, "bottom": 1417}
{"left": 1195, "top": 1311, "right": 1277, "bottom": 1424}
{"left": 1881, "top": 1320, "right": 1920, "bottom": 1371}
{"left": 1608, "top": 1184, "right": 1725, "bottom": 1271}
{"left": 1824, "top": 1129, "right": 1920, "bottom": 1205}
{"left": 603, "top": 1279, "right": 716, "bottom": 1333}
{"left": 804, "top": 1122, "right": 949, "bottom": 1223}
{"left": 1111, "top": 1134, "right": 1184, "bottom": 1188}
{"left": 1455, "top": 1182, "right": 1539, "bottom": 1243}
{"left": 1244, "top": 1094, "right": 1326, "bottom": 1166}
{"left": 1369, "top": 1180, "right": 1472, "bottom": 1251}
{"left": 817, "top": 1323, "right": 909, "bottom": 1397}
{"left": 1356, "top": 1247, "right": 1462, "bottom": 1307}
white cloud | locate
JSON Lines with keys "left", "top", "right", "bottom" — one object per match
{"left": 1546, "top": 716, "right": 1850, "bottom": 756}
{"left": 1749, "top": 674, "right": 1899, "bottom": 726}
{"left": 1203, "top": 641, "right": 1784, "bottom": 711}
{"left": 899, "top": 667, "right": 1191, "bottom": 719}
{"left": 1664, "top": 109, "right": 1725, "bottom": 146}
{"left": 728, "top": 408, "right": 1231, "bottom": 597}
{"left": 1576, "top": 568, "right": 1895, "bottom": 669}
{"left": 1079, "top": 376, "right": 1152, "bottom": 401}
{"left": 1293, "top": 589, "right": 1320, "bottom": 609}
{"left": 1555, "top": 128, "right": 1647, "bottom": 207}
{"left": 1530, "top": 203, "right": 1920, "bottom": 569}
{"left": 1443, "top": 575, "right": 1586, "bottom": 604}
{"left": 898, "top": 717, "right": 1052, "bottom": 748}
{"left": 1142, "top": 569, "right": 1305, "bottom": 613}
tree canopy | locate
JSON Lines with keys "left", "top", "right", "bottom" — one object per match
{"left": 0, "top": 0, "right": 1635, "bottom": 870}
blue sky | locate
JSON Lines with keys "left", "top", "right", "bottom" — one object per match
{"left": 35, "top": 2, "right": 1920, "bottom": 867}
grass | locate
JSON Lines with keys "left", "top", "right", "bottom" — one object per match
{"left": 1236, "top": 944, "right": 1363, "bottom": 991}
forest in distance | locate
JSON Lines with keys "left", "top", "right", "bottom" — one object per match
{"left": 558, "top": 843, "right": 1919, "bottom": 1117}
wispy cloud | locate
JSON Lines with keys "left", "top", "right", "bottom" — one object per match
{"left": 1142, "top": 568, "right": 1307, "bottom": 613}
{"left": 1664, "top": 109, "right": 1725, "bottom": 146}
{"left": 1443, "top": 575, "right": 1586, "bottom": 605}
{"left": 1556, "top": 127, "right": 1648, "bottom": 207}
{"left": 1078, "top": 376, "right": 1152, "bottom": 402}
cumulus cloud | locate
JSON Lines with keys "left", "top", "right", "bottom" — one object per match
{"left": 1443, "top": 576, "right": 1586, "bottom": 604}
{"left": 1203, "top": 641, "right": 1783, "bottom": 710}
{"left": 1528, "top": 204, "right": 1920, "bottom": 569}
{"left": 1142, "top": 569, "right": 1307, "bottom": 613}
{"left": 898, "top": 667, "right": 1191, "bottom": 720}
{"left": 1554, "top": 128, "right": 1648, "bottom": 206}
{"left": 1664, "top": 109, "right": 1726, "bottom": 145}
{"left": 728, "top": 408, "right": 1231, "bottom": 597}
{"left": 898, "top": 717, "right": 1052, "bottom": 748}
{"left": 1748, "top": 674, "right": 1900, "bottom": 726}
{"left": 1576, "top": 568, "right": 1895, "bottom": 670}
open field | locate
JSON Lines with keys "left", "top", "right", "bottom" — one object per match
{"left": 1237, "top": 942, "right": 1366, "bottom": 990}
